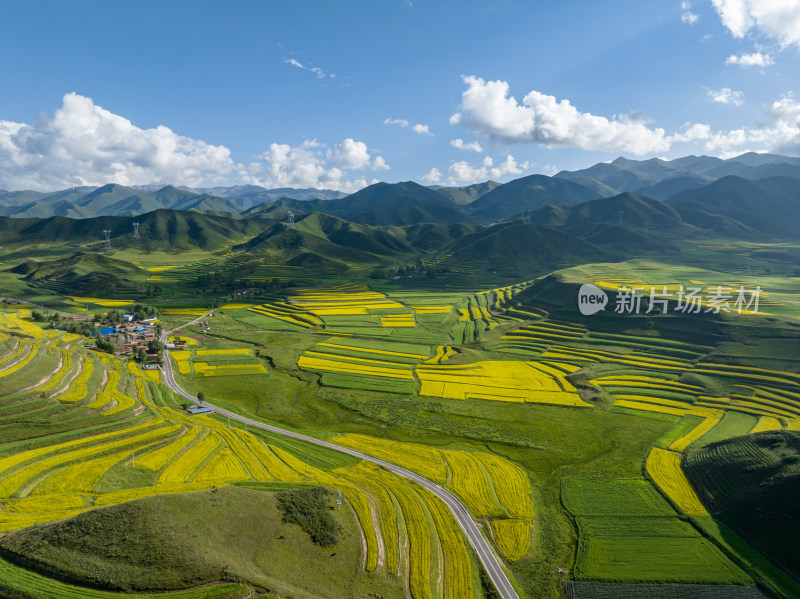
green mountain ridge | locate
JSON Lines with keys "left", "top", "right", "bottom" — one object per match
{"left": 468, "top": 174, "right": 600, "bottom": 222}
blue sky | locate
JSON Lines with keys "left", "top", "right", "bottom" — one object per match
{"left": 0, "top": 0, "right": 799, "bottom": 191}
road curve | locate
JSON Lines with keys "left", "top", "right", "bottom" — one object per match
{"left": 160, "top": 331, "right": 520, "bottom": 599}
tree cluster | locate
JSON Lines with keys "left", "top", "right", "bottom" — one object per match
{"left": 94, "top": 336, "right": 116, "bottom": 355}
{"left": 275, "top": 486, "right": 341, "bottom": 547}
{"left": 93, "top": 304, "right": 159, "bottom": 324}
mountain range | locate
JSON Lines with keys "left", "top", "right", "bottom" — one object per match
{"left": 2, "top": 151, "right": 800, "bottom": 292}
{"left": 3, "top": 152, "right": 799, "bottom": 227}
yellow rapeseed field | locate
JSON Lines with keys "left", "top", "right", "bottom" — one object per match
{"left": 193, "top": 447, "right": 250, "bottom": 482}
{"left": 0, "top": 423, "right": 172, "bottom": 498}
{"left": 334, "top": 462, "right": 400, "bottom": 574}
{"left": 416, "top": 360, "right": 590, "bottom": 406}
{"left": 215, "top": 428, "right": 271, "bottom": 480}
{"left": 750, "top": 415, "right": 783, "bottom": 433}
{"left": 195, "top": 348, "right": 251, "bottom": 357}
{"left": 158, "top": 433, "right": 221, "bottom": 484}
{"left": 332, "top": 434, "right": 447, "bottom": 485}
{"left": 474, "top": 452, "right": 533, "bottom": 518}
{"left": 135, "top": 428, "right": 198, "bottom": 471}
{"left": 491, "top": 519, "right": 532, "bottom": 561}
{"left": 424, "top": 345, "right": 457, "bottom": 364}
{"left": 68, "top": 297, "right": 133, "bottom": 307}
{"left": 670, "top": 411, "right": 723, "bottom": 452}
{"left": 170, "top": 350, "right": 193, "bottom": 374}
{"left": 232, "top": 430, "right": 305, "bottom": 482}
{"left": 0, "top": 341, "right": 39, "bottom": 378}
{"left": 415, "top": 481, "right": 474, "bottom": 599}
{"left": 193, "top": 362, "right": 267, "bottom": 376}
{"left": 317, "top": 340, "right": 428, "bottom": 359}
{"left": 298, "top": 355, "right": 414, "bottom": 380}
{"left": 442, "top": 451, "right": 504, "bottom": 517}
{"left": 161, "top": 308, "right": 209, "bottom": 316}
{"left": 2, "top": 493, "right": 86, "bottom": 514}
{"left": 367, "top": 467, "right": 434, "bottom": 599}
{"left": 646, "top": 448, "right": 708, "bottom": 515}
{"left": 379, "top": 314, "right": 416, "bottom": 327}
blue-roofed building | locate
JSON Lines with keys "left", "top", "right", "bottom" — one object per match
{"left": 97, "top": 327, "right": 117, "bottom": 336}
{"left": 187, "top": 406, "right": 214, "bottom": 415}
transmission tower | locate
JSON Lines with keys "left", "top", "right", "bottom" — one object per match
{"left": 132, "top": 222, "right": 140, "bottom": 239}
{"left": 287, "top": 211, "right": 295, "bottom": 230}
{"left": 618, "top": 209, "right": 625, "bottom": 226}
{"left": 103, "top": 230, "right": 112, "bottom": 250}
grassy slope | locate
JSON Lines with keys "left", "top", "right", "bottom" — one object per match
{"left": 0, "top": 487, "right": 405, "bottom": 599}
{"left": 683, "top": 432, "right": 800, "bottom": 584}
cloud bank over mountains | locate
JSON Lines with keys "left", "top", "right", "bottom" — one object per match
{"left": 0, "top": 93, "right": 387, "bottom": 192}
{"left": 0, "top": 93, "right": 236, "bottom": 190}
{"left": 2, "top": 73, "right": 799, "bottom": 191}
{"left": 447, "top": 75, "right": 800, "bottom": 163}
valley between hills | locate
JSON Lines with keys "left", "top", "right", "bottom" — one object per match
{"left": 0, "top": 153, "right": 799, "bottom": 599}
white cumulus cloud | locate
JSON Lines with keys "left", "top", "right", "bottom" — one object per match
{"left": 0, "top": 93, "right": 236, "bottom": 191}
{"left": 450, "top": 138, "right": 484, "bottom": 152}
{"left": 450, "top": 75, "right": 670, "bottom": 154}
{"left": 384, "top": 117, "right": 432, "bottom": 135}
{"left": 712, "top": 0, "right": 800, "bottom": 47}
{"left": 707, "top": 87, "right": 745, "bottom": 106}
{"left": 0, "top": 94, "right": 388, "bottom": 193}
{"left": 329, "top": 138, "right": 372, "bottom": 170}
{"left": 412, "top": 123, "right": 433, "bottom": 136}
{"left": 253, "top": 138, "right": 388, "bottom": 193}
{"left": 446, "top": 155, "right": 529, "bottom": 185}
{"left": 421, "top": 167, "right": 442, "bottom": 183}
{"left": 669, "top": 123, "right": 713, "bottom": 143}
{"left": 681, "top": 1, "right": 699, "bottom": 24}
{"left": 725, "top": 51, "right": 774, "bottom": 67}
{"left": 698, "top": 93, "right": 800, "bottom": 155}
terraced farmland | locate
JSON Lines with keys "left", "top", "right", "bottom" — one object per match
{"left": 0, "top": 309, "right": 538, "bottom": 597}
{"left": 297, "top": 336, "right": 428, "bottom": 393}
{"left": 3, "top": 259, "right": 800, "bottom": 599}
{"left": 416, "top": 360, "right": 590, "bottom": 406}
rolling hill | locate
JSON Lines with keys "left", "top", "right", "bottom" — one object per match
{"left": 10, "top": 252, "right": 146, "bottom": 295}
{"left": 684, "top": 431, "right": 800, "bottom": 580}
{"left": 669, "top": 176, "right": 800, "bottom": 240}
{"left": 0, "top": 209, "right": 271, "bottom": 251}
{"left": 467, "top": 174, "right": 599, "bottom": 222}
{"left": 450, "top": 219, "right": 605, "bottom": 275}
{"left": 432, "top": 181, "right": 501, "bottom": 205}
{"left": 0, "top": 487, "right": 384, "bottom": 597}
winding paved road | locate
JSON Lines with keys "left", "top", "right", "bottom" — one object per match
{"left": 160, "top": 328, "right": 520, "bottom": 599}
